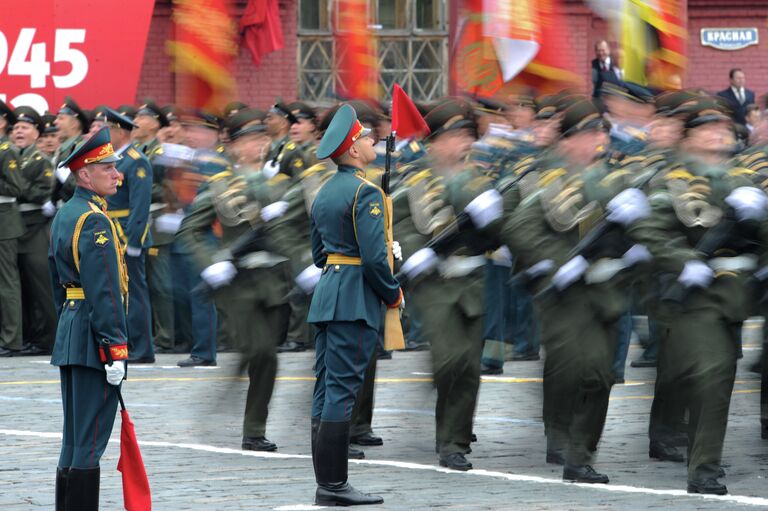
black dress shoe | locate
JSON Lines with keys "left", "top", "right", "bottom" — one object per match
{"left": 546, "top": 450, "right": 565, "bottom": 465}
{"left": 630, "top": 358, "right": 657, "bottom": 368}
{"left": 0, "top": 347, "right": 20, "bottom": 357}
{"left": 471, "top": 433, "right": 477, "bottom": 443}
{"left": 481, "top": 365, "right": 503, "bottom": 375}
{"left": 348, "top": 445, "right": 365, "bottom": 459}
{"left": 177, "top": 356, "right": 216, "bottom": 367}
{"left": 242, "top": 436, "right": 277, "bottom": 451}
{"left": 128, "top": 356, "right": 155, "bottom": 364}
{"left": 687, "top": 478, "right": 727, "bottom": 495}
{"left": 649, "top": 441, "right": 684, "bottom": 462}
{"left": 350, "top": 431, "right": 383, "bottom": 446}
{"left": 315, "top": 483, "right": 383, "bottom": 506}
{"left": 277, "top": 341, "right": 306, "bottom": 353}
{"left": 510, "top": 352, "right": 540, "bottom": 361}
{"left": 439, "top": 452, "right": 473, "bottom": 471}
{"left": 563, "top": 464, "right": 609, "bottom": 484}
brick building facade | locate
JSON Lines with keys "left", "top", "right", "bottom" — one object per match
{"left": 136, "top": 0, "right": 768, "bottom": 109}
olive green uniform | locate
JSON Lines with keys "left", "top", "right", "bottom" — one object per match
{"left": 0, "top": 142, "right": 24, "bottom": 351}
{"left": 628, "top": 156, "right": 766, "bottom": 480}
{"left": 17, "top": 144, "right": 57, "bottom": 350}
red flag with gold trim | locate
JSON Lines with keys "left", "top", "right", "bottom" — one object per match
{"left": 168, "top": 0, "right": 238, "bottom": 111}
{"left": 336, "top": 0, "right": 378, "bottom": 100}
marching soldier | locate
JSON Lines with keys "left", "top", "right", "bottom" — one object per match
{"left": 308, "top": 104, "right": 403, "bottom": 506}
{"left": 263, "top": 100, "right": 293, "bottom": 177}
{"left": 178, "top": 108, "right": 292, "bottom": 451}
{"left": 628, "top": 98, "right": 768, "bottom": 494}
{"left": 500, "top": 98, "right": 646, "bottom": 483}
{"left": 159, "top": 105, "right": 184, "bottom": 144}
{"left": 0, "top": 115, "right": 24, "bottom": 357}
{"left": 49, "top": 126, "right": 129, "bottom": 510}
{"left": 12, "top": 107, "right": 57, "bottom": 355}
{"left": 397, "top": 99, "right": 503, "bottom": 471}
{"left": 102, "top": 108, "right": 155, "bottom": 363}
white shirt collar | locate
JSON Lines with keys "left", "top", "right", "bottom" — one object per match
{"left": 116, "top": 143, "right": 132, "bottom": 156}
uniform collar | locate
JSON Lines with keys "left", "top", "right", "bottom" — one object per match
{"left": 337, "top": 164, "right": 364, "bottom": 176}
{"left": 74, "top": 186, "right": 108, "bottom": 211}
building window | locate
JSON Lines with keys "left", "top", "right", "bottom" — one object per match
{"left": 297, "top": 0, "right": 448, "bottom": 102}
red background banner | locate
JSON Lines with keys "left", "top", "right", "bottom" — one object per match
{"left": 0, "top": 0, "right": 156, "bottom": 113}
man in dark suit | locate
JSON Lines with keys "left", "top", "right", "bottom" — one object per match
{"left": 591, "top": 40, "right": 621, "bottom": 98}
{"left": 717, "top": 68, "right": 755, "bottom": 125}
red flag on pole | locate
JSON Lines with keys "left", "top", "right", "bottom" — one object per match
{"left": 335, "top": 0, "right": 378, "bottom": 100}
{"left": 117, "top": 392, "right": 151, "bottom": 511}
{"left": 240, "top": 0, "right": 284, "bottom": 67}
{"left": 391, "top": 84, "right": 430, "bottom": 139}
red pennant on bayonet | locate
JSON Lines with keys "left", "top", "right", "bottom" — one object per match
{"left": 391, "top": 84, "right": 430, "bottom": 139}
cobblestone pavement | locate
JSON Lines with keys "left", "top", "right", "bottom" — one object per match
{"left": 3, "top": 325, "right": 768, "bottom": 510}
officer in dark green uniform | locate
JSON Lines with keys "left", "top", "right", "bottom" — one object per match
{"left": 397, "top": 99, "right": 503, "bottom": 471}
{"left": 49, "top": 126, "right": 129, "bottom": 510}
{"left": 179, "top": 108, "right": 292, "bottom": 451}
{"left": 629, "top": 98, "right": 768, "bottom": 495}
{"left": 263, "top": 100, "right": 293, "bottom": 177}
{"left": 51, "top": 97, "right": 89, "bottom": 207}
{"left": 102, "top": 108, "right": 155, "bottom": 363}
{"left": 308, "top": 104, "right": 403, "bottom": 506}
{"left": 0, "top": 113, "right": 24, "bottom": 357}
{"left": 12, "top": 107, "right": 57, "bottom": 355}
{"left": 38, "top": 113, "right": 61, "bottom": 160}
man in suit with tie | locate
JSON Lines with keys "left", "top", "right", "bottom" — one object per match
{"left": 591, "top": 40, "right": 621, "bottom": 98}
{"left": 717, "top": 68, "right": 755, "bottom": 125}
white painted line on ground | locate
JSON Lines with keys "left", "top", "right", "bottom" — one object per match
{"left": 3, "top": 428, "right": 768, "bottom": 507}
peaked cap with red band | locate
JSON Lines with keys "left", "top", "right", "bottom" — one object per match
{"left": 59, "top": 126, "right": 122, "bottom": 171}
{"left": 316, "top": 104, "right": 371, "bottom": 160}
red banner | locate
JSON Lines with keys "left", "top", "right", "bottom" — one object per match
{"left": 0, "top": 0, "right": 155, "bottom": 113}
{"left": 335, "top": 0, "right": 378, "bottom": 100}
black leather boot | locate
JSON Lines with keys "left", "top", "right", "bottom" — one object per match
{"left": 311, "top": 416, "right": 321, "bottom": 479}
{"left": 55, "top": 467, "right": 69, "bottom": 511}
{"left": 314, "top": 421, "right": 383, "bottom": 506}
{"left": 66, "top": 467, "right": 100, "bottom": 510}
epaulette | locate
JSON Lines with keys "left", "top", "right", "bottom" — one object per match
{"left": 300, "top": 162, "right": 329, "bottom": 179}
{"left": 0, "top": 142, "right": 9, "bottom": 151}
{"left": 409, "top": 141, "right": 421, "bottom": 153}
{"left": 198, "top": 155, "right": 230, "bottom": 166}
{"left": 152, "top": 145, "right": 164, "bottom": 156}
{"left": 126, "top": 147, "right": 141, "bottom": 160}
{"left": 405, "top": 168, "right": 432, "bottom": 187}
{"left": 740, "top": 151, "right": 767, "bottom": 167}
{"left": 268, "top": 173, "right": 290, "bottom": 186}
{"left": 664, "top": 168, "right": 694, "bottom": 181}
{"left": 620, "top": 155, "right": 646, "bottom": 165}
{"left": 208, "top": 170, "right": 232, "bottom": 183}
{"left": 285, "top": 142, "right": 296, "bottom": 151}
{"left": 600, "top": 169, "right": 631, "bottom": 188}
{"left": 730, "top": 167, "right": 755, "bottom": 177}
{"left": 538, "top": 168, "right": 566, "bottom": 187}
{"left": 294, "top": 158, "right": 304, "bottom": 169}
{"left": 216, "top": 145, "right": 225, "bottom": 154}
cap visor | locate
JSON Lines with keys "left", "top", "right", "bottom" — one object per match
{"left": 361, "top": 127, "right": 372, "bottom": 138}
{"left": 97, "top": 153, "right": 123, "bottom": 164}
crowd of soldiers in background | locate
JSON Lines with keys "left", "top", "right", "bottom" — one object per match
{"left": 3, "top": 63, "right": 768, "bottom": 496}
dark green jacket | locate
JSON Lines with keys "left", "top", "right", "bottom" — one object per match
{"left": 308, "top": 164, "right": 401, "bottom": 330}
{"left": 49, "top": 187, "right": 129, "bottom": 369}
{"left": 0, "top": 141, "right": 24, "bottom": 240}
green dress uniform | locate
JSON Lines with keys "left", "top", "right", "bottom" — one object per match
{"left": 15, "top": 107, "right": 57, "bottom": 352}
{"left": 48, "top": 128, "right": 129, "bottom": 510}
{"left": 500, "top": 100, "right": 629, "bottom": 483}
{"left": 51, "top": 97, "right": 90, "bottom": 205}
{"left": 308, "top": 105, "right": 401, "bottom": 507}
{"left": 102, "top": 109, "right": 155, "bottom": 362}
{"left": 628, "top": 100, "right": 768, "bottom": 494}
{"left": 0, "top": 140, "right": 24, "bottom": 354}
{"left": 178, "top": 158, "right": 292, "bottom": 449}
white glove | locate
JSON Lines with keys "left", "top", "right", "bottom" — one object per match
{"left": 525, "top": 259, "right": 555, "bottom": 279}
{"left": 464, "top": 189, "right": 503, "bottom": 228}
{"left": 262, "top": 160, "right": 280, "bottom": 179}
{"left": 491, "top": 245, "right": 513, "bottom": 266}
{"left": 391, "top": 240, "right": 403, "bottom": 261}
{"left": 42, "top": 200, "right": 57, "bottom": 217}
{"left": 105, "top": 360, "right": 125, "bottom": 386}
{"left": 622, "top": 244, "right": 652, "bottom": 266}
{"left": 261, "top": 201, "right": 289, "bottom": 222}
{"left": 201, "top": 261, "right": 237, "bottom": 289}
{"left": 725, "top": 186, "right": 768, "bottom": 222}
{"left": 606, "top": 188, "right": 651, "bottom": 227}
{"left": 296, "top": 264, "right": 323, "bottom": 294}
{"left": 678, "top": 260, "right": 714, "bottom": 288}
{"left": 155, "top": 212, "right": 184, "bottom": 234}
{"left": 401, "top": 247, "right": 438, "bottom": 280}
{"left": 55, "top": 165, "right": 71, "bottom": 184}
{"left": 552, "top": 255, "right": 589, "bottom": 291}
{"left": 126, "top": 246, "right": 142, "bottom": 257}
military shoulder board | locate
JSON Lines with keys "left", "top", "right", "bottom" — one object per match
{"left": 127, "top": 147, "right": 142, "bottom": 160}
